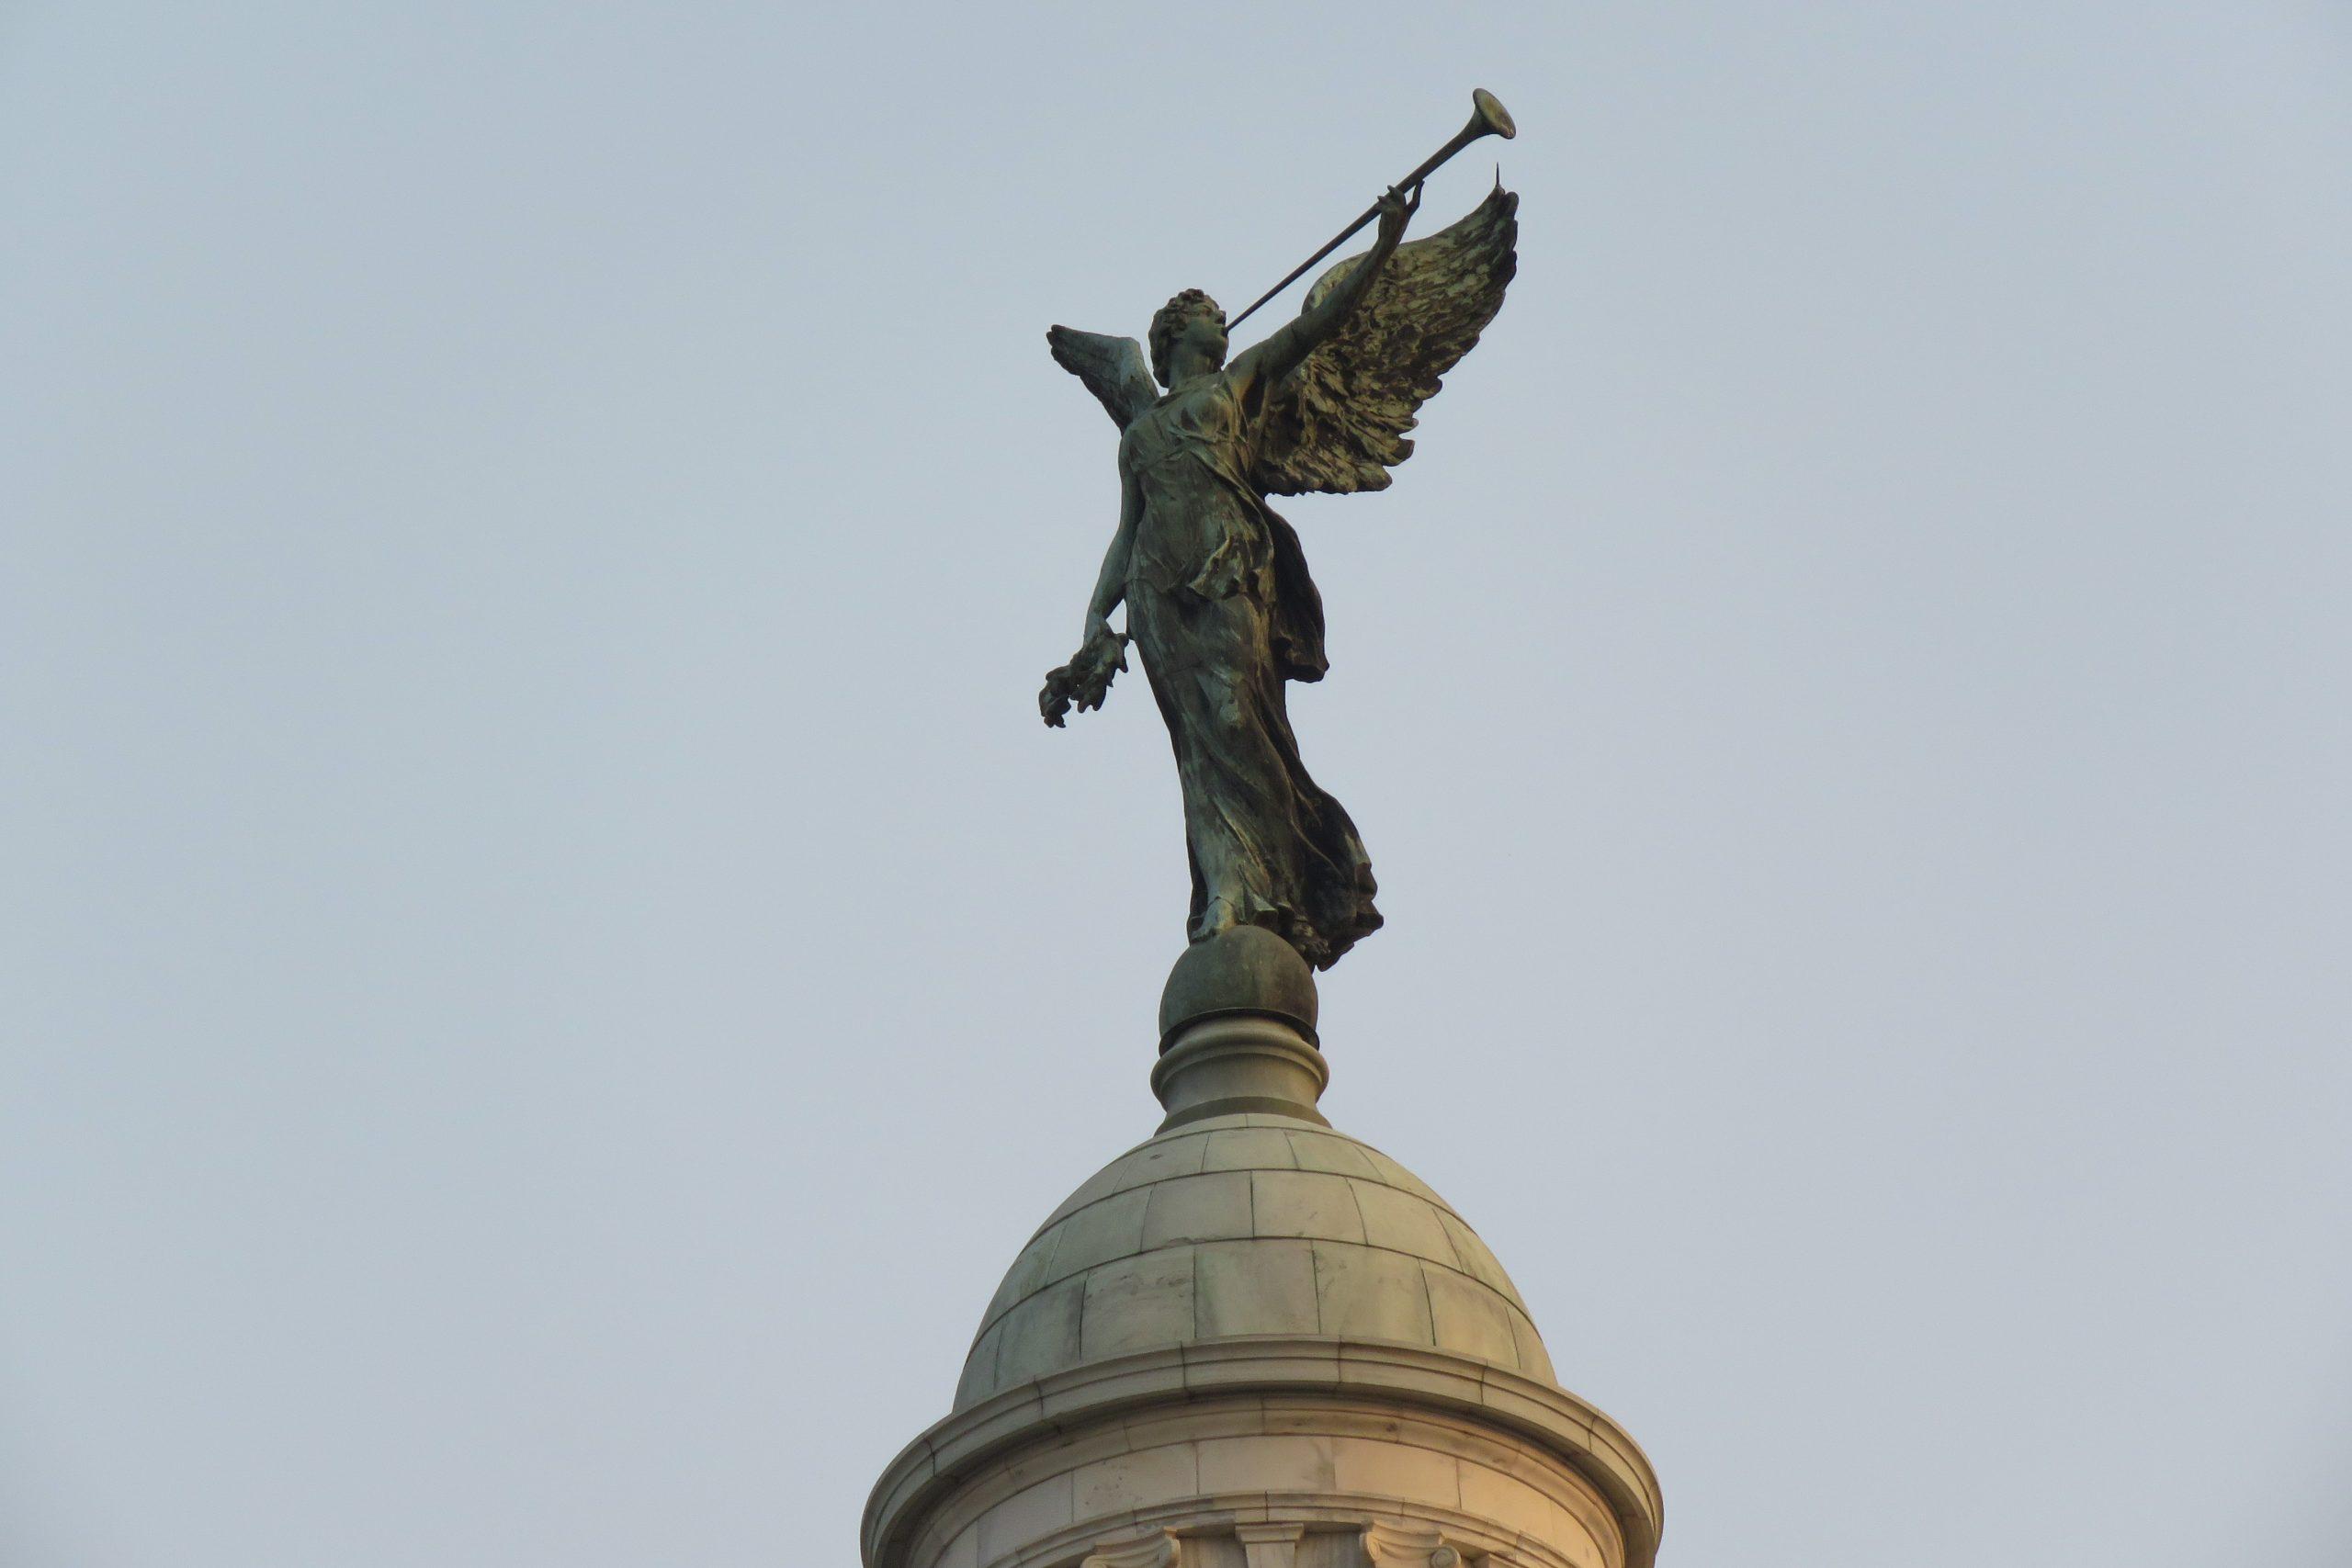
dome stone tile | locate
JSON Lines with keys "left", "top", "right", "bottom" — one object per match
{"left": 980, "top": 1229, "right": 1059, "bottom": 1325}
{"left": 954, "top": 1317, "right": 1006, "bottom": 1409}
{"left": 1360, "top": 1145, "right": 1453, "bottom": 1209}
{"left": 1250, "top": 1168, "right": 1366, "bottom": 1243}
{"left": 1037, "top": 1168, "right": 1123, "bottom": 1232}
{"left": 1508, "top": 1302, "right": 1557, "bottom": 1382}
{"left": 1038, "top": 1134, "right": 1208, "bottom": 1229}
{"left": 1437, "top": 1209, "right": 1519, "bottom": 1297}
{"left": 1283, "top": 1127, "right": 1384, "bottom": 1179}
{"left": 1200, "top": 1124, "right": 1299, "bottom": 1173}
{"left": 1139, "top": 1170, "right": 1253, "bottom": 1248}
{"left": 1042, "top": 1186, "right": 1149, "bottom": 1279}
{"left": 1311, "top": 1239, "right": 1435, "bottom": 1342}
{"left": 1079, "top": 1250, "right": 1193, "bottom": 1360}
{"left": 1351, "top": 1176, "right": 1461, "bottom": 1261}
{"left": 1193, "top": 1236, "right": 1318, "bottom": 1337}
{"left": 1424, "top": 1264, "right": 1520, "bottom": 1366}
{"left": 994, "top": 1274, "right": 1084, "bottom": 1388}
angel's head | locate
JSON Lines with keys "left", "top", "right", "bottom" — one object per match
{"left": 1149, "top": 288, "right": 1227, "bottom": 387}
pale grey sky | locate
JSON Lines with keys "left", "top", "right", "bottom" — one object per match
{"left": 4, "top": 4, "right": 2348, "bottom": 1565}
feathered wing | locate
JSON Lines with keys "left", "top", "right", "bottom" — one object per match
{"left": 1046, "top": 325, "right": 1158, "bottom": 428}
{"left": 1251, "top": 184, "right": 1519, "bottom": 496}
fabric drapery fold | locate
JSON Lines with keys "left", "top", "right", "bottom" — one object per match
{"left": 1120, "top": 374, "right": 1381, "bottom": 969}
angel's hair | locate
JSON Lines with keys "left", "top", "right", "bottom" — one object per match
{"left": 1148, "top": 288, "right": 1226, "bottom": 386}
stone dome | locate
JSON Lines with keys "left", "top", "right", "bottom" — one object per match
{"left": 954, "top": 1111, "right": 1555, "bottom": 1410}
{"left": 874, "top": 933, "right": 1660, "bottom": 1568}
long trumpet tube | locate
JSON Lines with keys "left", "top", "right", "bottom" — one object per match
{"left": 1225, "top": 88, "right": 1516, "bottom": 331}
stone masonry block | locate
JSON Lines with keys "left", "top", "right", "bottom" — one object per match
{"left": 1193, "top": 1238, "right": 1319, "bottom": 1337}
{"left": 1250, "top": 1170, "right": 1366, "bottom": 1244}
{"left": 1142, "top": 1171, "right": 1254, "bottom": 1249}
{"left": 1081, "top": 1250, "right": 1197, "bottom": 1360}
{"left": 1349, "top": 1179, "right": 1457, "bottom": 1262}
{"left": 1312, "top": 1241, "right": 1436, "bottom": 1344}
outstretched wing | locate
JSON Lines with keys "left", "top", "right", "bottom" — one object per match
{"left": 1046, "top": 326, "right": 1158, "bottom": 429}
{"left": 1251, "top": 184, "right": 1519, "bottom": 496}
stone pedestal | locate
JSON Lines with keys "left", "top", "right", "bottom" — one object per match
{"left": 863, "top": 934, "right": 1661, "bottom": 1568}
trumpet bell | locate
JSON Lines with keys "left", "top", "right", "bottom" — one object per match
{"left": 1471, "top": 88, "right": 1516, "bottom": 141}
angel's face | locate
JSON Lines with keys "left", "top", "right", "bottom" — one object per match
{"left": 1175, "top": 312, "right": 1228, "bottom": 373}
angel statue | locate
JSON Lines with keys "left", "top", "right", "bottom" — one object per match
{"left": 1039, "top": 148, "right": 1519, "bottom": 972}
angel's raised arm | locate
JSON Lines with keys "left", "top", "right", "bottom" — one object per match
{"left": 1237, "top": 188, "right": 1415, "bottom": 390}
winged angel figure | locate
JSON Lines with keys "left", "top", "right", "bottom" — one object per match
{"left": 1040, "top": 184, "right": 1518, "bottom": 970}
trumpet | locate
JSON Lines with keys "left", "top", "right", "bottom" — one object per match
{"left": 1225, "top": 88, "right": 1517, "bottom": 331}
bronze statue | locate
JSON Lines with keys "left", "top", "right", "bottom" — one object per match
{"left": 1041, "top": 92, "right": 1521, "bottom": 972}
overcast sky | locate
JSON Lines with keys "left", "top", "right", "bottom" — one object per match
{"left": 5, "top": 4, "right": 2349, "bottom": 1565}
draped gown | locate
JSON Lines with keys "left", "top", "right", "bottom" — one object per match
{"left": 1119, "top": 365, "right": 1383, "bottom": 970}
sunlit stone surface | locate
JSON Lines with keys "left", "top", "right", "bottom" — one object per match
{"left": 863, "top": 933, "right": 1662, "bottom": 1568}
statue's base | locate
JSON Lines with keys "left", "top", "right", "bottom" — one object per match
{"left": 864, "top": 924, "right": 1666, "bottom": 1568}
{"left": 1149, "top": 926, "right": 1328, "bottom": 1131}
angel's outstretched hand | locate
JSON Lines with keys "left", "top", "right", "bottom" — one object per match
{"left": 1376, "top": 183, "right": 1421, "bottom": 246}
{"left": 1039, "top": 625, "right": 1131, "bottom": 728}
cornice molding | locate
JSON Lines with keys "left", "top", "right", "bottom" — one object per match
{"left": 862, "top": 1337, "right": 1662, "bottom": 1568}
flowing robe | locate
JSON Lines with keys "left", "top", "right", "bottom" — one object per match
{"left": 1119, "top": 368, "right": 1382, "bottom": 969}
